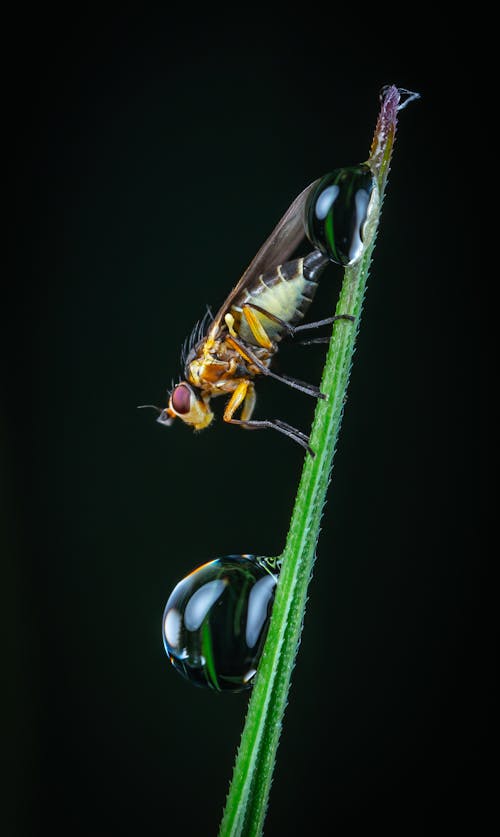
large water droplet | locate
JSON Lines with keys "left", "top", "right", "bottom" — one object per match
{"left": 162, "top": 555, "right": 279, "bottom": 692}
{"left": 305, "top": 165, "right": 377, "bottom": 266}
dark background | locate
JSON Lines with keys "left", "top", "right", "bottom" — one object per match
{"left": 4, "top": 13, "right": 491, "bottom": 836}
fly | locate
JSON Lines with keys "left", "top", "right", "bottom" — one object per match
{"left": 141, "top": 165, "right": 378, "bottom": 455}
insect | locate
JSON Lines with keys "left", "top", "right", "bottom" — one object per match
{"left": 141, "top": 165, "right": 378, "bottom": 454}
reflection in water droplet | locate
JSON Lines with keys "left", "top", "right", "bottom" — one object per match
{"left": 163, "top": 608, "right": 182, "bottom": 649}
{"left": 315, "top": 184, "right": 340, "bottom": 220}
{"left": 162, "top": 555, "right": 279, "bottom": 692}
{"left": 245, "top": 575, "right": 277, "bottom": 648}
{"left": 305, "top": 165, "right": 377, "bottom": 266}
{"left": 184, "top": 579, "right": 227, "bottom": 631}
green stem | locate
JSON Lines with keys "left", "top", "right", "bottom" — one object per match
{"left": 219, "top": 85, "right": 412, "bottom": 836}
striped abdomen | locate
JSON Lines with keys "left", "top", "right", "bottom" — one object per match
{"left": 231, "top": 250, "right": 329, "bottom": 345}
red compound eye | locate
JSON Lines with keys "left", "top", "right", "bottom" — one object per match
{"left": 171, "top": 383, "right": 192, "bottom": 415}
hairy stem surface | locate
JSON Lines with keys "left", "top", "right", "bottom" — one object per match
{"left": 220, "top": 85, "right": 414, "bottom": 837}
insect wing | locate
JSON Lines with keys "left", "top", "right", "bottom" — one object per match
{"left": 209, "top": 179, "right": 320, "bottom": 336}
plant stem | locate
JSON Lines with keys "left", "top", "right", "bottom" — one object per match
{"left": 219, "top": 85, "right": 414, "bottom": 836}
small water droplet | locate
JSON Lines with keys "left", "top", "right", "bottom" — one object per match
{"left": 305, "top": 165, "right": 377, "bottom": 266}
{"left": 162, "top": 555, "right": 279, "bottom": 692}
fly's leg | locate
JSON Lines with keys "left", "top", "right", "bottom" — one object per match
{"left": 242, "top": 303, "right": 294, "bottom": 338}
{"left": 241, "top": 302, "right": 354, "bottom": 352}
{"left": 292, "top": 314, "right": 355, "bottom": 345}
{"left": 242, "top": 305, "right": 355, "bottom": 339}
{"left": 240, "top": 382, "right": 256, "bottom": 422}
{"left": 231, "top": 418, "right": 314, "bottom": 456}
{"left": 292, "top": 315, "right": 355, "bottom": 333}
{"left": 222, "top": 380, "right": 255, "bottom": 424}
{"left": 223, "top": 380, "right": 314, "bottom": 456}
{"left": 226, "top": 333, "right": 325, "bottom": 400}
{"left": 222, "top": 380, "right": 253, "bottom": 424}
{"left": 240, "top": 305, "right": 274, "bottom": 349}
{"left": 297, "top": 337, "right": 331, "bottom": 345}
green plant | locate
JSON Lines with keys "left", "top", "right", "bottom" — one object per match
{"left": 219, "top": 85, "right": 419, "bottom": 836}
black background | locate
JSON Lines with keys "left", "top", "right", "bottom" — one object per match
{"left": 5, "top": 12, "right": 491, "bottom": 837}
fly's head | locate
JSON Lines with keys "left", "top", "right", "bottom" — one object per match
{"left": 158, "top": 382, "right": 214, "bottom": 431}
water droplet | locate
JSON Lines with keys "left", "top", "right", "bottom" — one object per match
{"left": 305, "top": 165, "right": 377, "bottom": 266}
{"left": 162, "top": 555, "right": 279, "bottom": 692}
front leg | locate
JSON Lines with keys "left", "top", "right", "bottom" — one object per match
{"left": 226, "top": 334, "right": 324, "bottom": 400}
{"left": 223, "top": 380, "right": 256, "bottom": 424}
{"left": 223, "top": 379, "right": 313, "bottom": 455}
